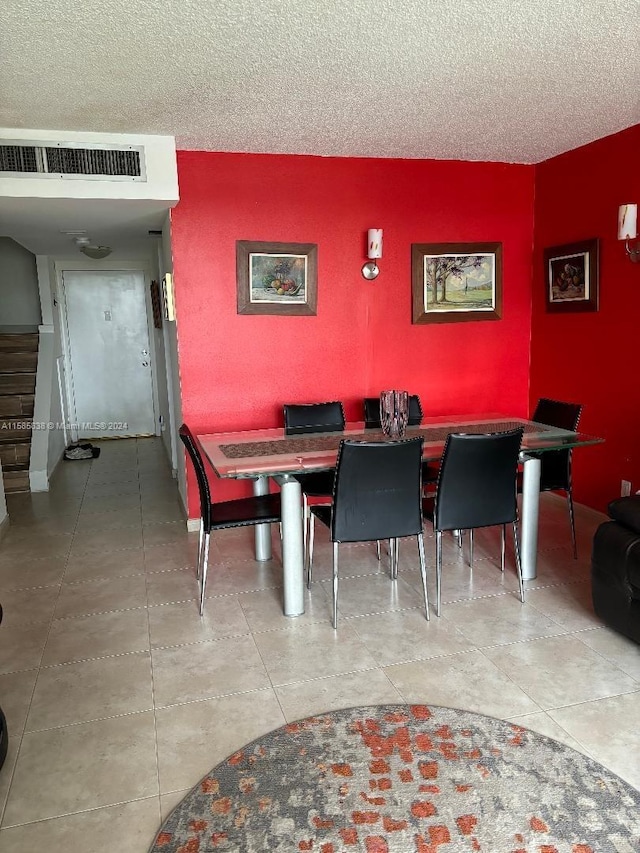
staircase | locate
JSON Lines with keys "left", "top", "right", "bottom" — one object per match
{"left": 0, "top": 333, "right": 38, "bottom": 493}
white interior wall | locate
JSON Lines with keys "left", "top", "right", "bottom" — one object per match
{"left": 29, "top": 257, "right": 66, "bottom": 489}
{"left": 161, "top": 213, "right": 185, "bottom": 512}
{"left": 0, "top": 237, "right": 41, "bottom": 328}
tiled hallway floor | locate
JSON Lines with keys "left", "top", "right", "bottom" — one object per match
{"left": 0, "top": 438, "right": 639, "bottom": 851}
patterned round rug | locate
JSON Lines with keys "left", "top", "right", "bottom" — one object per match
{"left": 149, "top": 704, "right": 640, "bottom": 852}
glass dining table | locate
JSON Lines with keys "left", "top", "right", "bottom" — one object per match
{"left": 197, "top": 416, "right": 603, "bottom": 617}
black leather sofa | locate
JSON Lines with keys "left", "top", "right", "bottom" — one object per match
{"left": 591, "top": 496, "right": 640, "bottom": 644}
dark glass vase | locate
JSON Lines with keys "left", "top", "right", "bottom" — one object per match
{"left": 380, "top": 390, "right": 409, "bottom": 438}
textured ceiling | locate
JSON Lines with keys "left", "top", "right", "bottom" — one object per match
{"left": 1, "top": 0, "right": 639, "bottom": 164}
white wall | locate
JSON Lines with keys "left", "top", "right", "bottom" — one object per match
{"left": 28, "top": 257, "right": 66, "bottom": 490}
{"left": 160, "top": 213, "right": 186, "bottom": 512}
{"left": 0, "top": 237, "right": 41, "bottom": 328}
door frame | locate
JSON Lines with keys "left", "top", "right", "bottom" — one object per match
{"left": 55, "top": 259, "right": 161, "bottom": 443}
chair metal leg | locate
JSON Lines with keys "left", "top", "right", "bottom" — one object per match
{"left": 567, "top": 490, "right": 578, "bottom": 559}
{"left": 196, "top": 518, "right": 204, "bottom": 581}
{"left": 332, "top": 542, "right": 339, "bottom": 629}
{"left": 512, "top": 522, "right": 525, "bottom": 603}
{"left": 306, "top": 512, "right": 315, "bottom": 589}
{"left": 375, "top": 540, "right": 381, "bottom": 561}
{"left": 387, "top": 539, "right": 396, "bottom": 580}
{"left": 469, "top": 529, "right": 474, "bottom": 568}
{"left": 199, "top": 532, "right": 210, "bottom": 616}
{"left": 417, "top": 533, "right": 430, "bottom": 621}
{"left": 436, "top": 530, "right": 442, "bottom": 617}
{"left": 302, "top": 494, "right": 309, "bottom": 559}
{"left": 390, "top": 538, "right": 399, "bottom": 579}
{"left": 500, "top": 525, "right": 506, "bottom": 572}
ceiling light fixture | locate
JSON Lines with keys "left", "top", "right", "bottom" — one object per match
{"left": 70, "top": 235, "right": 113, "bottom": 260}
{"left": 78, "top": 244, "right": 113, "bottom": 260}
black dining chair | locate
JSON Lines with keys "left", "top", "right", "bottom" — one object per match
{"left": 283, "top": 401, "right": 345, "bottom": 555}
{"left": 179, "top": 424, "right": 282, "bottom": 615}
{"left": 518, "top": 398, "right": 583, "bottom": 558}
{"left": 306, "top": 437, "right": 429, "bottom": 628}
{"left": 364, "top": 394, "right": 439, "bottom": 492}
{"left": 423, "top": 428, "right": 525, "bottom": 616}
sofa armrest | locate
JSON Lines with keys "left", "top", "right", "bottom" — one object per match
{"left": 608, "top": 496, "right": 640, "bottom": 535}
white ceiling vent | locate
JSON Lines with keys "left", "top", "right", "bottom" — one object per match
{"left": 0, "top": 141, "right": 145, "bottom": 181}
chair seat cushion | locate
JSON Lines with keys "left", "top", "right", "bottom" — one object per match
{"left": 210, "top": 494, "right": 281, "bottom": 529}
{"left": 294, "top": 470, "right": 335, "bottom": 497}
{"left": 608, "top": 496, "right": 640, "bottom": 536}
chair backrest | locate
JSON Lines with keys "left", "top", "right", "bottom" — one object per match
{"left": 179, "top": 424, "right": 212, "bottom": 532}
{"left": 532, "top": 398, "right": 582, "bottom": 432}
{"left": 331, "top": 437, "right": 424, "bottom": 542}
{"left": 532, "top": 398, "right": 582, "bottom": 492}
{"left": 363, "top": 395, "right": 423, "bottom": 429}
{"left": 434, "top": 428, "right": 524, "bottom": 531}
{"left": 283, "top": 401, "right": 345, "bottom": 436}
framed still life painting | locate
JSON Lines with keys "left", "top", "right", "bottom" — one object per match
{"left": 411, "top": 242, "right": 502, "bottom": 324}
{"left": 236, "top": 241, "right": 318, "bottom": 316}
{"left": 544, "top": 238, "right": 599, "bottom": 313}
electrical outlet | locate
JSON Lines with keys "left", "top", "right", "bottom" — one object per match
{"left": 621, "top": 480, "right": 632, "bottom": 497}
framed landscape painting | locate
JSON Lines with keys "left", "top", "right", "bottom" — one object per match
{"left": 236, "top": 241, "right": 318, "bottom": 316}
{"left": 411, "top": 242, "right": 502, "bottom": 324}
{"left": 544, "top": 238, "right": 599, "bottom": 313}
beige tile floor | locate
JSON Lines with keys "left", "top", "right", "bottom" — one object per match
{"left": 0, "top": 437, "right": 638, "bottom": 851}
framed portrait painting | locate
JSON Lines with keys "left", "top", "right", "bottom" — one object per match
{"left": 544, "top": 238, "right": 599, "bottom": 313}
{"left": 237, "top": 241, "right": 318, "bottom": 316}
{"left": 411, "top": 242, "right": 502, "bottom": 324}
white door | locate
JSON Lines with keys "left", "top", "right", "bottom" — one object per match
{"left": 62, "top": 270, "right": 156, "bottom": 439}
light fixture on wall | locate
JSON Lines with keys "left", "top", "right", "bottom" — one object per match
{"left": 162, "top": 272, "right": 176, "bottom": 321}
{"left": 362, "top": 228, "right": 383, "bottom": 280}
{"left": 618, "top": 204, "right": 640, "bottom": 263}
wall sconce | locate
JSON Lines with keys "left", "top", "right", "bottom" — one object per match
{"left": 162, "top": 272, "right": 176, "bottom": 321}
{"left": 618, "top": 204, "right": 640, "bottom": 263}
{"left": 362, "top": 228, "right": 383, "bottom": 280}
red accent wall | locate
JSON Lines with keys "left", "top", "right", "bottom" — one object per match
{"left": 531, "top": 124, "right": 640, "bottom": 512}
{"left": 172, "top": 152, "right": 534, "bottom": 513}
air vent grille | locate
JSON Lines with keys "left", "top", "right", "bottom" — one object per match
{"left": 45, "top": 147, "right": 141, "bottom": 176}
{"left": 0, "top": 145, "right": 39, "bottom": 173}
{"left": 0, "top": 142, "right": 145, "bottom": 181}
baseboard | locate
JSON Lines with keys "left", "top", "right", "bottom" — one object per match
{"left": 186, "top": 517, "right": 200, "bottom": 533}
{"left": 0, "top": 513, "right": 10, "bottom": 543}
{"left": 29, "top": 468, "right": 49, "bottom": 492}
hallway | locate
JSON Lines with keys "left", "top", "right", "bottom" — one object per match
{"left": 0, "top": 438, "right": 639, "bottom": 851}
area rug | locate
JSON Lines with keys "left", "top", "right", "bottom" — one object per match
{"left": 149, "top": 704, "right": 640, "bottom": 852}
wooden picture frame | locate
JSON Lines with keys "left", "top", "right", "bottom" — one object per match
{"left": 411, "top": 242, "right": 502, "bottom": 324}
{"left": 150, "top": 280, "right": 162, "bottom": 328}
{"left": 236, "top": 241, "right": 318, "bottom": 316}
{"left": 544, "top": 238, "right": 599, "bottom": 313}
